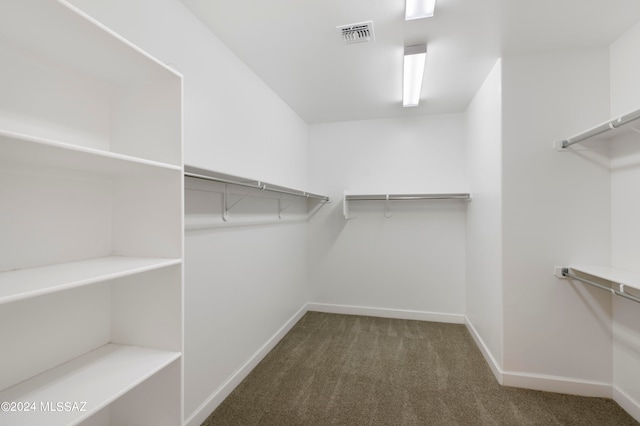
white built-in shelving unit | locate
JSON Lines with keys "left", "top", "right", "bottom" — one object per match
{"left": 0, "top": 0, "right": 183, "bottom": 425}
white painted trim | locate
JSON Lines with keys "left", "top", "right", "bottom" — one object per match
{"left": 464, "top": 317, "right": 504, "bottom": 384}
{"left": 464, "top": 316, "right": 613, "bottom": 399}
{"left": 306, "top": 302, "right": 465, "bottom": 324}
{"left": 502, "top": 371, "right": 611, "bottom": 398}
{"left": 183, "top": 305, "right": 307, "bottom": 426}
{"left": 613, "top": 385, "right": 640, "bottom": 422}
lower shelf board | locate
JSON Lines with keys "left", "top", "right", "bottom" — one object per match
{"left": 0, "top": 344, "right": 181, "bottom": 426}
{"left": 0, "top": 256, "right": 182, "bottom": 305}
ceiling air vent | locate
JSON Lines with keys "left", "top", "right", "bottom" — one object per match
{"left": 337, "top": 21, "right": 375, "bottom": 44}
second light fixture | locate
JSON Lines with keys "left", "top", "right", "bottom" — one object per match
{"left": 405, "top": 0, "right": 436, "bottom": 20}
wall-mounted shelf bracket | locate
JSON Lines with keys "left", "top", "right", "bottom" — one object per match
{"left": 278, "top": 197, "right": 294, "bottom": 220}
{"left": 221, "top": 184, "right": 253, "bottom": 222}
{"left": 384, "top": 194, "right": 392, "bottom": 219}
{"left": 343, "top": 192, "right": 352, "bottom": 219}
{"left": 222, "top": 185, "right": 228, "bottom": 222}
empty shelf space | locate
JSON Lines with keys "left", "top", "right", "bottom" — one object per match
{"left": 0, "top": 130, "right": 181, "bottom": 174}
{"left": 0, "top": 344, "right": 181, "bottom": 426}
{"left": 568, "top": 265, "right": 640, "bottom": 292}
{"left": 0, "top": 256, "right": 182, "bottom": 305}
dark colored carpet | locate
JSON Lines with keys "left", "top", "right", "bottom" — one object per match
{"left": 202, "top": 312, "right": 639, "bottom": 425}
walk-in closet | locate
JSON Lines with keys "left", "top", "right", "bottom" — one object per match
{"left": 2, "top": 0, "right": 640, "bottom": 425}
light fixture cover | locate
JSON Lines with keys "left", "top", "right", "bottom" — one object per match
{"left": 403, "top": 44, "right": 427, "bottom": 108}
{"left": 406, "top": 0, "right": 436, "bottom": 20}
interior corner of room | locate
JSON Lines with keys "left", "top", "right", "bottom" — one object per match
{"left": 2, "top": 0, "right": 640, "bottom": 425}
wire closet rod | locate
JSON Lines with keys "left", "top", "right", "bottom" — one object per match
{"left": 562, "top": 268, "right": 640, "bottom": 304}
{"left": 345, "top": 193, "right": 471, "bottom": 201}
{"left": 561, "top": 108, "right": 640, "bottom": 148}
{"left": 184, "top": 165, "right": 330, "bottom": 202}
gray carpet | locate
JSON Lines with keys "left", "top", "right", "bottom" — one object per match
{"left": 202, "top": 312, "right": 639, "bottom": 425}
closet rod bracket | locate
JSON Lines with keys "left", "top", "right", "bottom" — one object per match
{"left": 222, "top": 184, "right": 229, "bottom": 222}
{"left": 384, "top": 194, "right": 392, "bottom": 218}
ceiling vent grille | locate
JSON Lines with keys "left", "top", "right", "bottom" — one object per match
{"left": 337, "top": 21, "right": 375, "bottom": 44}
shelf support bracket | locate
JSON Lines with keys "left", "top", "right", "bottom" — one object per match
{"left": 222, "top": 184, "right": 253, "bottom": 222}
{"left": 384, "top": 194, "right": 392, "bottom": 218}
{"left": 278, "top": 197, "right": 294, "bottom": 220}
{"left": 222, "top": 184, "right": 229, "bottom": 222}
{"left": 343, "top": 192, "right": 353, "bottom": 220}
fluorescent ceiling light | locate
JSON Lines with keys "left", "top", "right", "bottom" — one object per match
{"left": 403, "top": 44, "right": 427, "bottom": 108}
{"left": 406, "top": 0, "right": 436, "bottom": 20}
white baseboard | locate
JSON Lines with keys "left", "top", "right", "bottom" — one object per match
{"left": 184, "top": 305, "right": 307, "bottom": 426}
{"left": 465, "top": 316, "right": 612, "bottom": 398}
{"left": 502, "top": 371, "right": 611, "bottom": 398}
{"left": 306, "top": 302, "right": 465, "bottom": 324}
{"left": 464, "top": 316, "right": 504, "bottom": 384}
{"left": 613, "top": 385, "right": 640, "bottom": 422}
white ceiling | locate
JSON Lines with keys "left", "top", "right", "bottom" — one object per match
{"left": 180, "top": 0, "right": 640, "bottom": 123}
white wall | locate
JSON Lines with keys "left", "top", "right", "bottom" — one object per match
{"left": 610, "top": 20, "right": 640, "bottom": 419}
{"left": 464, "top": 60, "right": 504, "bottom": 370}
{"left": 69, "top": 0, "right": 307, "bottom": 185}
{"left": 68, "top": 1, "right": 310, "bottom": 424}
{"left": 501, "top": 49, "right": 613, "bottom": 394}
{"left": 307, "top": 115, "right": 467, "bottom": 321}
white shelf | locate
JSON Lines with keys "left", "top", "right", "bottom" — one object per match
{"left": 555, "top": 107, "right": 640, "bottom": 149}
{"left": 0, "top": 256, "right": 182, "bottom": 305}
{"left": 0, "top": 0, "right": 184, "bottom": 421}
{"left": 0, "top": 130, "right": 181, "bottom": 175}
{"left": 0, "top": 344, "right": 181, "bottom": 426}
{"left": 344, "top": 192, "right": 471, "bottom": 201}
{"left": 185, "top": 164, "right": 330, "bottom": 201}
{"left": 343, "top": 192, "right": 471, "bottom": 218}
{"left": 569, "top": 265, "right": 640, "bottom": 292}
{"left": 0, "top": 0, "right": 183, "bottom": 166}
